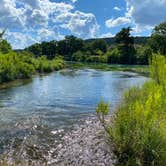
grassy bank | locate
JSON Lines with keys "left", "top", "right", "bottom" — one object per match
{"left": 96, "top": 54, "right": 166, "bottom": 165}
{"left": 67, "top": 62, "right": 149, "bottom": 76}
{"left": 0, "top": 52, "right": 65, "bottom": 84}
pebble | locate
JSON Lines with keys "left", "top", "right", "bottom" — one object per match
{"left": 48, "top": 117, "right": 117, "bottom": 166}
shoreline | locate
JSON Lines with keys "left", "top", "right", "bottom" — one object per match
{"left": 49, "top": 116, "right": 117, "bottom": 166}
{"left": 0, "top": 64, "right": 149, "bottom": 89}
{"left": 66, "top": 62, "right": 150, "bottom": 76}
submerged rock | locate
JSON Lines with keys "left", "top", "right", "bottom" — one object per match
{"left": 1, "top": 116, "right": 116, "bottom": 166}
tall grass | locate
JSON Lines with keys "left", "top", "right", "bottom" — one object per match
{"left": 0, "top": 52, "right": 65, "bottom": 83}
{"left": 96, "top": 54, "right": 166, "bottom": 165}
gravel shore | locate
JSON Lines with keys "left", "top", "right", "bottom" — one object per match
{"left": 48, "top": 116, "right": 116, "bottom": 166}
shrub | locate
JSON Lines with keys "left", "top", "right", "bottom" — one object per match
{"left": 0, "top": 52, "right": 35, "bottom": 82}
{"left": 136, "top": 46, "right": 152, "bottom": 65}
{"left": 0, "top": 52, "right": 65, "bottom": 83}
{"left": 96, "top": 54, "right": 166, "bottom": 165}
{"left": 107, "top": 48, "right": 120, "bottom": 64}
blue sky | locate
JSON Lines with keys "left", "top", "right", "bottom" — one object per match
{"left": 0, "top": 0, "right": 166, "bottom": 49}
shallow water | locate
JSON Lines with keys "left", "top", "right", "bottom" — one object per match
{"left": 0, "top": 69, "right": 148, "bottom": 164}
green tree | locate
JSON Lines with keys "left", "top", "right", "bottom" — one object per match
{"left": 107, "top": 48, "right": 120, "bottom": 64}
{"left": 27, "top": 43, "right": 42, "bottom": 57}
{"left": 0, "top": 40, "right": 12, "bottom": 54}
{"left": 0, "top": 29, "right": 5, "bottom": 42}
{"left": 115, "top": 27, "right": 136, "bottom": 64}
{"left": 91, "top": 39, "right": 107, "bottom": 53}
{"left": 57, "top": 36, "right": 84, "bottom": 60}
{"left": 41, "top": 41, "right": 57, "bottom": 59}
{"left": 136, "top": 46, "right": 152, "bottom": 65}
{"left": 150, "top": 22, "right": 166, "bottom": 55}
{"left": 0, "top": 29, "right": 12, "bottom": 54}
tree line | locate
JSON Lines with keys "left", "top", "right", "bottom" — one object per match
{"left": 25, "top": 22, "right": 166, "bottom": 65}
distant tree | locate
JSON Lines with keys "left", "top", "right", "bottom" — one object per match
{"left": 91, "top": 39, "right": 107, "bottom": 53}
{"left": 72, "top": 51, "right": 85, "bottom": 62}
{"left": 57, "top": 39, "right": 69, "bottom": 57}
{"left": 115, "top": 27, "right": 136, "bottom": 64}
{"left": 0, "top": 29, "right": 12, "bottom": 54}
{"left": 136, "top": 46, "right": 152, "bottom": 65}
{"left": 41, "top": 41, "right": 57, "bottom": 59}
{"left": 27, "top": 43, "right": 42, "bottom": 57}
{"left": 116, "top": 27, "right": 134, "bottom": 45}
{"left": 107, "top": 48, "right": 120, "bottom": 64}
{"left": 0, "top": 40, "right": 12, "bottom": 54}
{"left": 150, "top": 22, "right": 166, "bottom": 55}
{"left": 57, "top": 36, "right": 84, "bottom": 60}
{"left": 0, "top": 29, "right": 5, "bottom": 42}
{"left": 83, "top": 42, "right": 93, "bottom": 54}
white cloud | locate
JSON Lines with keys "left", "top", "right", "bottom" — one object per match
{"left": 71, "top": 0, "right": 77, "bottom": 3}
{"left": 0, "top": 0, "right": 26, "bottom": 28}
{"left": 100, "top": 32, "right": 114, "bottom": 38}
{"left": 36, "top": 27, "right": 64, "bottom": 41}
{"left": 4, "top": 31, "right": 39, "bottom": 49}
{"left": 105, "top": 17, "right": 131, "bottom": 28}
{"left": 55, "top": 11, "right": 99, "bottom": 38}
{"left": 0, "top": 0, "right": 99, "bottom": 49}
{"left": 113, "top": 6, "right": 121, "bottom": 11}
{"left": 106, "top": 0, "right": 166, "bottom": 36}
{"left": 131, "top": 24, "right": 153, "bottom": 36}
{"left": 126, "top": 0, "right": 166, "bottom": 26}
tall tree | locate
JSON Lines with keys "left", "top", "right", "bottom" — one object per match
{"left": 0, "top": 29, "right": 12, "bottom": 54}
{"left": 41, "top": 41, "right": 57, "bottom": 59}
{"left": 27, "top": 43, "right": 42, "bottom": 57}
{"left": 150, "top": 22, "right": 166, "bottom": 55}
{"left": 0, "top": 29, "right": 6, "bottom": 42}
{"left": 91, "top": 39, "right": 107, "bottom": 53}
{"left": 115, "top": 27, "right": 136, "bottom": 64}
{"left": 57, "top": 36, "right": 84, "bottom": 60}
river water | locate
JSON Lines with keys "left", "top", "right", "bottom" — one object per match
{"left": 0, "top": 69, "right": 148, "bottom": 165}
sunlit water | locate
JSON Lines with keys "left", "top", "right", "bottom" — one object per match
{"left": 0, "top": 69, "right": 148, "bottom": 164}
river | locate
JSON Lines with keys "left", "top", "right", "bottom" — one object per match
{"left": 0, "top": 69, "right": 148, "bottom": 165}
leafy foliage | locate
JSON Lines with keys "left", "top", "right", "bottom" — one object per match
{"left": 25, "top": 26, "right": 155, "bottom": 65}
{"left": 150, "top": 22, "right": 166, "bottom": 55}
{"left": 136, "top": 46, "right": 152, "bottom": 65}
{"left": 115, "top": 27, "right": 136, "bottom": 64}
{"left": 96, "top": 54, "right": 166, "bottom": 165}
{"left": 0, "top": 29, "right": 12, "bottom": 54}
{"left": 0, "top": 52, "right": 65, "bottom": 83}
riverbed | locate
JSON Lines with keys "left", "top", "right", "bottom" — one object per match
{"left": 0, "top": 69, "right": 148, "bottom": 165}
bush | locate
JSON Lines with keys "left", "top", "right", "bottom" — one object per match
{"left": 35, "top": 56, "right": 65, "bottom": 73}
{"left": 96, "top": 54, "right": 166, "bottom": 165}
{"left": 0, "top": 52, "right": 65, "bottom": 83}
{"left": 0, "top": 52, "right": 35, "bottom": 82}
{"left": 72, "top": 51, "right": 86, "bottom": 62}
{"left": 107, "top": 48, "right": 120, "bottom": 64}
{"left": 136, "top": 46, "right": 152, "bottom": 65}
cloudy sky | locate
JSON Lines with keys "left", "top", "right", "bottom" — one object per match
{"left": 0, "top": 0, "right": 166, "bottom": 49}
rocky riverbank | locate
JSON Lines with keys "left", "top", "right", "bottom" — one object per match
{"left": 48, "top": 116, "right": 116, "bottom": 166}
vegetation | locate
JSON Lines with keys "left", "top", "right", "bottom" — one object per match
{"left": 114, "top": 27, "right": 136, "bottom": 64}
{"left": 25, "top": 22, "right": 166, "bottom": 65}
{"left": 0, "top": 52, "right": 65, "bottom": 84}
{"left": 0, "top": 32, "right": 65, "bottom": 84}
{"left": 96, "top": 54, "right": 166, "bottom": 165}
{"left": 150, "top": 22, "right": 166, "bottom": 55}
{"left": 67, "top": 62, "right": 149, "bottom": 76}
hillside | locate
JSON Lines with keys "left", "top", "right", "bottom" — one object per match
{"left": 86, "top": 36, "right": 150, "bottom": 45}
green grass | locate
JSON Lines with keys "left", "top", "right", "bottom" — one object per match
{"left": 67, "top": 62, "right": 149, "bottom": 76}
{"left": 96, "top": 54, "right": 166, "bottom": 165}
